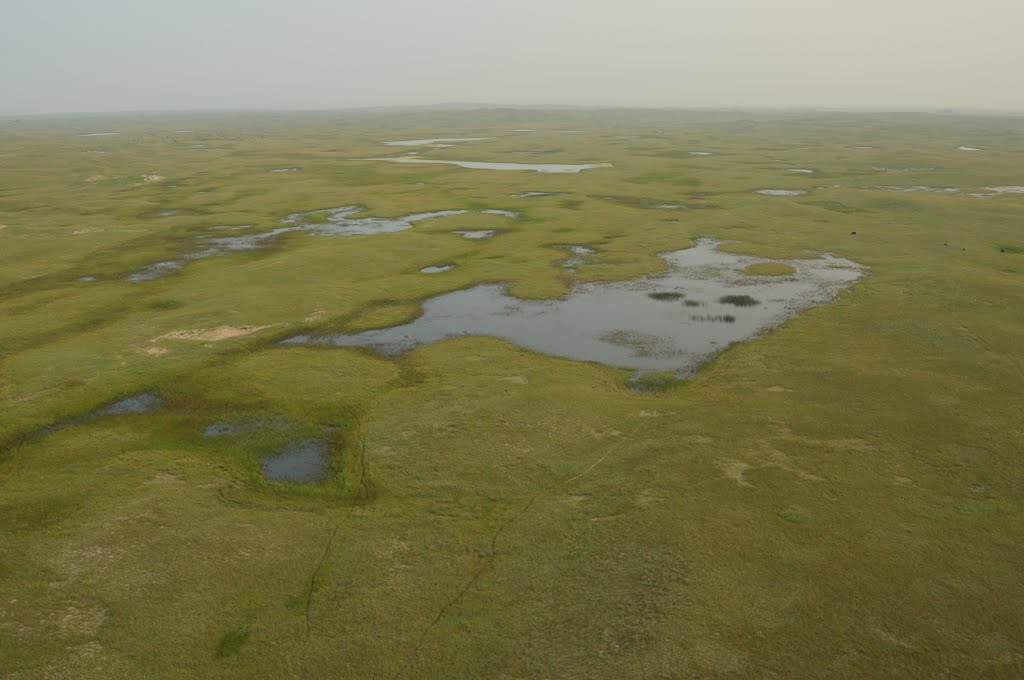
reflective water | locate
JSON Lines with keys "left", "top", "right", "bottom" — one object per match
{"left": 126, "top": 208, "right": 474, "bottom": 281}
{"left": 513, "top": 192, "right": 563, "bottom": 198}
{"left": 96, "top": 393, "right": 163, "bottom": 417}
{"left": 453, "top": 230, "right": 496, "bottom": 239}
{"left": 363, "top": 158, "right": 613, "bottom": 173}
{"left": 260, "top": 439, "right": 330, "bottom": 483}
{"left": 755, "top": 189, "right": 809, "bottom": 196}
{"left": 283, "top": 239, "right": 863, "bottom": 375}
{"left": 421, "top": 264, "right": 455, "bottom": 273}
{"left": 384, "top": 138, "right": 487, "bottom": 146}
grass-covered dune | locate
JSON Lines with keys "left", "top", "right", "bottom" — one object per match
{"left": 1, "top": 109, "right": 1022, "bottom": 678}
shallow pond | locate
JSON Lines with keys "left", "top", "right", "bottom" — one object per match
{"left": 283, "top": 239, "right": 863, "bottom": 375}
{"left": 363, "top": 158, "right": 612, "bottom": 173}
{"left": 125, "top": 207, "right": 504, "bottom": 281}
{"left": 513, "top": 192, "right": 563, "bottom": 198}
{"left": 421, "top": 264, "right": 455, "bottom": 273}
{"left": 453, "top": 230, "right": 496, "bottom": 239}
{"left": 260, "top": 439, "right": 330, "bottom": 483}
{"left": 96, "top": 393, "right": 163, "bottom": 417}
{"left": 384, "top": 138, "right": 487, "bottom": 146}
{"left": 755, "top": 189, "right": 808, "bottom": 196}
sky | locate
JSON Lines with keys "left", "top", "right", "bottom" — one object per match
{"left": 2, "top": 0, "right": 1023, "bottom": 116}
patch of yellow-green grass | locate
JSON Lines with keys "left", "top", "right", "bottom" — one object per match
{"left": 743, "top": 261, "right": 797, "bottom": 276}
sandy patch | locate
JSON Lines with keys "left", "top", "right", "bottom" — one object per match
{"left": 142, "top": 174, "right": 166, "bottom": 183}
{"left": 55, "top": 604, "right": 106, "bottom": 637}
{"left": 85, "top": 175, "right": 106, "bottom": 182}
{"left": 141, "top": 346, "right": 169, "bottom": 356}
{"left": 0, "top": 224, "right": 7, "bottom": 231}
{"left": 155, "top": 325, "right": 270, "bottom": 342}
{"left": 305, "top": 309, "right": 328, "bottom": 322}
{"left": 718, "top": 458, "right": 753, "bottom": 487}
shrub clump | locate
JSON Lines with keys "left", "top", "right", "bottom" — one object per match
{"left": 719, "top": 294, "right": 760, "bottom": 307}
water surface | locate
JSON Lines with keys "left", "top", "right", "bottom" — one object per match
{"left": 260, "top": 439, "right": 330, "bottom": 483}
{"left": 363, "top": 158, "right": 612, "bottom": 173}
{"left": 283, "top": 239, "right": 863, "bottom": 375}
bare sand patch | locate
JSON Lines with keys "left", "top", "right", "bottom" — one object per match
{"left": 142, "top": 174, "right": 166, "bottom": 183}
{"left": 0, "top": 224, "right": 7, "bottom": 231}
{"left": 142, "top": 346, "right": 169, "bottom": 356}
{"left": 718, "top": 458, "right": 753, "bottom": 487}
{"left": 156, "top": 325, "right": 271, "bottom": 342}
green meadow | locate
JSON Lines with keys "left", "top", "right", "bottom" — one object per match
{"left": 1, "top": 109, "right": 1022, "bottom": 678}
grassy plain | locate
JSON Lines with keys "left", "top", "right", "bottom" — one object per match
{"left": 1, "top": 109, "right": 1023, "bottom": 678}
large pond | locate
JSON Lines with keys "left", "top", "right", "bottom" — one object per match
{"left": 362, "top": 158, "right": 612, "bottom": 173}
{"left": 282, "top": 239, "right": 863, "bottom": 375}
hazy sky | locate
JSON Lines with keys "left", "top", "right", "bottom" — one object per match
{"left": 2, "top": 0, "right": 1023, "bottom": 115}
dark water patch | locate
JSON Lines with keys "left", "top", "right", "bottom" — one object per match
{"left": 648, "top": 291, "right": 684, "bottom": 301}
{"left": 282, "top": 239, "right": 863, "bottom": 375}
{"left": 719, "top": 294, "right": 759, "bottom": 307}
{"left": 260, "top": 439, "right": 330, "bottom": 483}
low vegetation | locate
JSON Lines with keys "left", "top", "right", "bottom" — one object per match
{"left": 1, "top": 110, "right": 1022, "bottom": 679}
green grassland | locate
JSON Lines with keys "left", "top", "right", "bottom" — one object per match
{"left": 1, "top": 109, "right": 1023, "bottom": 678}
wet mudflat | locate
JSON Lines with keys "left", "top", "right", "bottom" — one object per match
{"left": 283, "top": 239, "right": 863, "bottom": 375}
{"left": 362, "top": 158, "right": 612, "bottom": 173}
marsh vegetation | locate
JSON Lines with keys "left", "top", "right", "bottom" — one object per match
{"left": 2, "top": 110, "right": 1022, "bottom": 680}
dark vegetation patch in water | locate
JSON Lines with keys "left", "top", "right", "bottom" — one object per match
{"left": 690, "top": 314, "right": 736, "bottom": 323}
{"left": 719, "top": 294, "right": 759, "bottom": 307}
{"left": 648, "top": 291, "right": 684, "bottom": 301}
{"left": 260, "top": 439, "right": 330, "bottom": 483}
